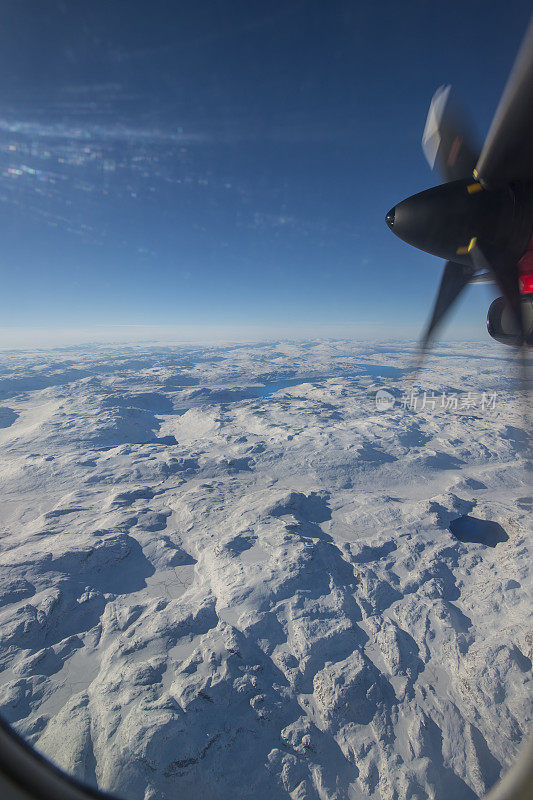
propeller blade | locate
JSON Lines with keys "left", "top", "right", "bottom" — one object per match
{"left": 420, "top": 260, "right": 475, "bottom": 349}
{"left": 422, "top": 86, "right": 480, "bottom": 182}
{"left": 475, "top": 16, "right": 533, "bottom": 187}
{"left": 470, "top": 241, "right": 523, "bottom": 335}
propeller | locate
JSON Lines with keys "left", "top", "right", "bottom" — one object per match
{"left": 413, "top": 21, "right": 533, "bottom": 474}
{"left": 475, "top": 16, "right": 533, "bottom": 188}
{"left": 416, "top": 86, "right": 481, "bottom": 357}
{"left": 422, "top": 85, "right": 479, "bottom": 183}
{"left": 417, "top": 17, "right": 533, "bottom": 355}
{"left": 470, "top": 241, "right": 523, "bottom": 334}
{"left": 471, "top": 14, "right": 533, "bottom": 443}
{"left": 420, "top": 260, "right": 476, "bottom": 349}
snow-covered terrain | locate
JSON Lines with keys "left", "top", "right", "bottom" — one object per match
{"left": 0, "top": 339, "right": 530, "bottom": 800}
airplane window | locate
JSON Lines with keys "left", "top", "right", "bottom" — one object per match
{"left": 0, "top": 3, "right": 531, "bottom": 800}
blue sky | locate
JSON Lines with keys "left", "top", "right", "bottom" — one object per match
{"left": 0, "top": 0, "right": 532, "bottom": 344}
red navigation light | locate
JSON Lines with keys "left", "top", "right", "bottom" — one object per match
{"left": 519, "top": 272, "right": 533, "bottom": 294}
{"left": 518, "top": 233, "right": 533, "bottom": 295}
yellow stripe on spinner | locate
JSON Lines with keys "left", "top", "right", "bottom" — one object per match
{"left": 467, "top": 182, "right": 483, "bottom": 194}
{"left": 473, "top": 168, "right": 479, "bottom": 178}
{"left": 457, "top": 237, "right": 477, "bottom": 255}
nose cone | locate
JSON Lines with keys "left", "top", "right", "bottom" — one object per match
{"left": 384, "top": 180, "right": 506, "bottom": 264}
{"left": 386, "top": 195, "right": 425, "bottom": 245}
{"left": 385, "top": 190, "right": 447, "bottom": 254}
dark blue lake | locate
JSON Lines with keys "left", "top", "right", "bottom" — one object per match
{"left": 174, "top": 364, "right": 405, "bottom": 412}
{"left": 256, "top": 365, "right": 404, "bottom": 397}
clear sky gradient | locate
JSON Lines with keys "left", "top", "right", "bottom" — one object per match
{"left": 0, "top": 0, "right": 532, "bottom": 344}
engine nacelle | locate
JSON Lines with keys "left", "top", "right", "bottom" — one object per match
{"left": 487, "top": 295, "right": 533, "bottom": 347}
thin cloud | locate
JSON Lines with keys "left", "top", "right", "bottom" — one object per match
{"left": 0, "top": 118, "right": 209, "bottom": 145}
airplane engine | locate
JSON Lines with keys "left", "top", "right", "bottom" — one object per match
{"left": 487, "top": 295, "right": 533, "bottom": 346}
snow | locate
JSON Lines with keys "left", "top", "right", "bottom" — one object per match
{"left": 0, "top": 339, "right": 530, "bottom": 800}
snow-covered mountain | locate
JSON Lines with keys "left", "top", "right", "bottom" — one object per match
{"left": 0, "top": 339, "right": 530, "bottom": 800}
